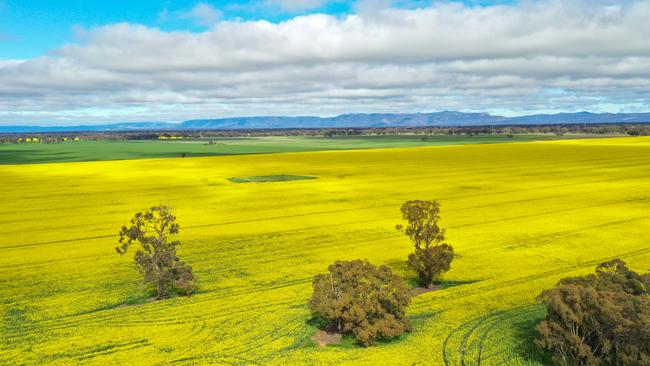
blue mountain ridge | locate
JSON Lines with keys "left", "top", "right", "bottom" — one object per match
{"left": 2, "top": 111, "right": 650, "bottom": 133}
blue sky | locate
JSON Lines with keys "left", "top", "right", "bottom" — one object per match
{"left": 0, "top": 0, "right": 511, "bottom": 58}
{"left": 0, "top": 0, "right": 648, "bottom": 125}
{"left": 0, "top": 1, "right": 379, "bottom": 57}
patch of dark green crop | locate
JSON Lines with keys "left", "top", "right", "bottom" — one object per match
{"left": 228, "top": 175, "right": 317, "bottom": 183}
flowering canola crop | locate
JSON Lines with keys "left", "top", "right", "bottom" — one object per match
{"left": 1, "top": 137, "right": 649, "bottom": 365}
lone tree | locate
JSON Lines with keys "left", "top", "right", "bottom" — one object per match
{"left": 536, "top": 259, "right": 649, "bottom": 366}
{"left": 309, "top": 260, "right": 412, "bottom": 347}
{"left": 397, "top": 200, "right": 454, "bottom": 288}
{"left": 117, "top": 205, "right": 197, "bottom": 299}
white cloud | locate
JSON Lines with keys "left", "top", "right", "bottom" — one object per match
{"left": 180, "top": 2, "right": 221, "bottom": 26}
{"left": 1, "top": 0, "right": 650, "bottom": 124}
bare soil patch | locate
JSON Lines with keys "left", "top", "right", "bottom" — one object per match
{"left": 411, "top": 284, "right": 442, "bottom": 296}
{"left": 312, "top": 330, "right": 342, "bottom": 347}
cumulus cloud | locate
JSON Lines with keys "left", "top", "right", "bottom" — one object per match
{"left": 1, "top": 0, "right": 650, "bottom": 124}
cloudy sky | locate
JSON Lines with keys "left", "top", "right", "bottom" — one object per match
{"left": 1, "top": 0, "right": 649, "bottom": 125}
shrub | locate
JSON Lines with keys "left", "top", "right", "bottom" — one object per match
{"left": 397, "top": 200, "right": 454, "bottom": 288}
{"left": 309, "top": 260, "right": 412, "bottom": 346}
{"left": 117, "top": 205, "right": 198, "bottom": 299}
{"left": 535, "top": 259, "right": 649, "bottom": 366}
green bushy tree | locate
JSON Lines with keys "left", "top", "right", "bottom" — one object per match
{"left": 397, "top": 200, "right": 454, "bottom": 288}
{"left": 117, "top": 205, "right": 197, "bottom": 299}
{"left": 536, "top": 259, "right": 650, "bottom": 366}
{"left": 309, "top": 260, "right": 412, "bottom": 347}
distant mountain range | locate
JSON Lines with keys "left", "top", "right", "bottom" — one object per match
{"left": 2, "top": 111, "right": 650, "bottom": 133}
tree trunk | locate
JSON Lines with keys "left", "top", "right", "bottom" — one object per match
{"left": 153, "top": 255, "right": 163, "bottom": 299}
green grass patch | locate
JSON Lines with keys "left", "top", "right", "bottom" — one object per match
{"left": 228, "top": 175, "right": 317, "bottom": 183}
{"left": 328, "top": 335, "right": 357, "bottom": 349}
{"left": 0, "top": 134, "right": 611, "bottom": 164}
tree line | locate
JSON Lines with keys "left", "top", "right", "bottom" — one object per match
{"left": 5, "top": 122, "right": 650, "bottom": 144}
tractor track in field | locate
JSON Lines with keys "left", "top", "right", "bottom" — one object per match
{"left": 475, "top": 305, "right": 542, "bottom": 365}
{"left": 4, "top": 150, "right": 650, "bottom": 216}
{"left": 462, "top": 213, "right": 650, "bottom": 254}
{"left": 414, "top": 236, "right": 650, "bottom": 312}
{"left": 441, "top": 305, "right": 548, "bottom": 366}
{"left": 1, "top": 273, "right": 313, "bottom": 342}
{"left": 4, "top": 208, "right": 650, "bottom": 348}
{"left": 446, "top": 197, "right": 650, "bottom": 231}
{"left": 2, "top": 151, "right": 649, "bottom": 224}
{"left": 2, "top": 338, "right": 152, "bottom": 365}
{"left": 475, "top": 306, "right": 543, "bottom": 366}
{"left": 0, "top": 168, "right": 624, "bottom": 233}
{"left": 201, "top": 209, "right": 650, "bottom": 279}
{"left": 3, "top": 142, "right": 650, "bottom": 363}
{"left": 0, "top": 148, "right": 638, "bottom": 202}
{"left": 5, "top": 172, "right": 650, "bottom": 251}
{"left": 185, "top": 198, "right": 650, "bottom": 263}
{"left": 220, "top": 314, "right": 306, "bottom": 364}
{"left": 168, "top": 314, "right": 306, "bottom": 365}
{"left": 4, "top": 154, "right": 649, "bottom": 232}
{"left": 4, "top": 180, "right": 649, "bottom": 273}
{"left": 438, "top": 246, "right": 650, "bottom": 365}
{"left": 418, "top": 245, "right": 650, "bottom": 313}
{"left": 4, "top": 206, "right": 650, "bottom": 340}
{"left": 442, "top": 305, "right": 540, "bottom": 366}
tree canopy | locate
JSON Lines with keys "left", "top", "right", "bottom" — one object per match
{"left": 117, "top": 205, "right": 197, "bottom": 299}
{"left": 536, "top": 259, "right": 649, "bottom": 366}
{"left": 397, "top": 200, "right": 454, "bottom": 288}
{"left": 309, "top": 260, "right": 412, "bottom": 347}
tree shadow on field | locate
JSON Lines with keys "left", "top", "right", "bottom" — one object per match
{"left": 439, "top": 279, "right": 481, "bottom": 289}
{"left": 385, "top": 258, "right": 479, "bottom": 292}
{"left": 404, "top": 276, "right": 481, "bottom": 292}
{"left": 511, "top": 308, "right": 553, "bottom": 365}
{"left": 305, "top": 310, "right": 444, "bottom": 349}
{"left": 74, "top": 287, "right": 211, "bottom": 317}
{"left": 74, "top": 295, "right": 151, "bottom": 316}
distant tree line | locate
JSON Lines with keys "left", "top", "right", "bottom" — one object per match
{"left": 4, "top": 123, "right": 650, "bottom": 143}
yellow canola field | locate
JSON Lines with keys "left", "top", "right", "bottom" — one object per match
{"left": 1, "top": 137, "right": 650, "bottom": 365}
